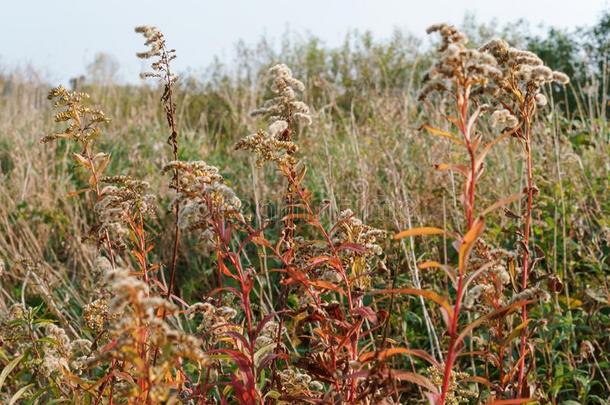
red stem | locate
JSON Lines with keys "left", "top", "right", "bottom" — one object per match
{"left": 439, "top": 84, "right": 476, "bottom": 404}
{"left": 516, "top": 116, "right": 534, "bottom": 395}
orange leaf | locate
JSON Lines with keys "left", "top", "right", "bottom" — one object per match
{"left": 458, "top": 217, "right": 485, "bottom": 273}
{"left": 418, "top": 261, "right": 442, "bottom": 269}
{"left": 394, "top": 227, "right": 445, "bottom": 240}
{"left": 66, "top": 187, "right": 91, "bottom": 198}
{"left": 480, "top": 193, "right": 523, "bottom": 217}
{"left": 420, "top": 124, "right": 463, "bottom": 145}
{"left": 456, "top": 300, "right": 531, "bottom": 347}
{"left": 419, "top": 261, "right": 457, "bottom": 286}
{"left": 72, "top": 152, "right": 92, "bottom": 169}
{"left": 309, "top": 279, "right": 345, "bottom": 295}
{"left": 359, "top": 347, "right": 439, "bottom": 367}
{"left": 475, "top": 130, "right": 512, "bottom": 171}
{"left": 435, "top": 163, "right": 469, "bottom": 177}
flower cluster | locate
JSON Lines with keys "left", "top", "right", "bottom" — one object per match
{"left": 41, "top": 86, "right": 110, "bottom": 144}
{"left": 427, "top": 366, "right": 477, "bottom": 405}
{"left": 254, "top": 320, "right": 285, "bottom": 351}
{"left": 420, "top": 24, "right": 501, "bottom": 100}
{"left": 41, "top": 324, "right": 72, "bottom": 377}
{"left": 335, "top": 209, "right": 387, "bottom": 288}
{"left": 235, "top": 129, "right": 299, "bottom": 168}
{"left": 135, "top": 25, "right": 177, "bottom": 82}
{"left": 277, "top": 367, "right": 323, "bottom": 402}
{"left": 94, "top": 176, "right": 156, "bottom": 241}
{"left": 490, "top": 109, "right": 519, "bottom": 130}
{"left": 187, "top": 301, "right": 240, "bottom": 347}
{"left": 251, "top": 64, "right": 311, "bottom": 125}
{"left": 86, "top": 263, "right": 208, "bottom": 401}
{"left": 479, "top": 38, "right": 569, "bottom": 109}
{"left": 236, "top": 64, "right": 311, "bottom": 168}
{"left": 163, "top": 160, "right": 242, "bottom": 249}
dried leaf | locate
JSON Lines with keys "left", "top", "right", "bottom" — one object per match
{"left": 394, "top": 227, "right": 445, "bottom": 240}
{"left": 359, "top": 347, "right": 439, "bottom": 367}
{"left": 420, "top": 124, "right": 463, "bottom": 144}
{"left": 458, "top": 217, "right": 485, "bottom": 274}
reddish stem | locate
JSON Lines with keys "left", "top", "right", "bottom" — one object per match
{"left": 439, "top": 84, "right": 476, "bottom": 404}
{"left": 516, "top": 116, "right": 534, "bottom": 395}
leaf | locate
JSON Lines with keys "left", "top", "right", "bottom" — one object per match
{"left": 480, "top": 193, "right": 523, "bottom": 217}
{"left": 347, "top": 369, "right": 438, "bottom": 393}
{"left": 95, "top": 152, "right": 111, "bottom": 176}
{"left": 0, "top": 354, "right": 24, "bottom": 391}
{"left": 9, "top": 383, "right": 33, "bottom": 405}
{"left": 309, "top": 279, "right": 345, "bottom": 295}
{"left": 463, "top": 261, "right": 497, "bottom": 292}
{"left": 485, "top": 399, "right": 533, "bottom": 405}
{"left": 418, "top": 261, "right": 442, "bottom": 269}
{"left": 420, "top": 124, "right": 463, "bottom": 145}
{"left": 352, "top": 306, "right": 378, "bottom": 324}
{"left": 359, "top": 347, "right": 439, "bottom": 367}
{"left": 435, "top": 163, "right": 469, "bottom": 177}
{"left": 418, "top": 261, "right": 456, "bottom": 286}
{"left": 253, "top": 342, "right": 277, "bottom": 369}
{"left": 264, "top": 390, "right": 281, "bottom": 400}
{"left": 458, "top": 217, "right": 485, "bottom": 274}
{"left": 66, "top": 187, "right": 91, "bottom": 198}
{"left": 456, "top": 300, "right": 531, "bottom": 347}
{"left": 72, "top": 152, "right": 92, "bottom": 169}
{"left": 475, "top": 130, "right": 512, "bottom": 171}
{"left": 500, "top": 319, "right": 532, "bottom": 347}
{"left": 559, "top": 295, "right": 583, "bottom": 309}
{"left": 219, "top": 260, "right": 237, "bottom": 280}
{"left": 370, "top": 288, "right": 453, "bottom": 319}
{"left": 208, "top": 349, "right": 252, "bottom": 374}
{"left": 337, "top": 242, "right": 367, "bottom": 253}
{"left": 394, "top": 227, "right": 445, "bottom": 240}
{"left": 387, "top": 370, "right": 438, "bottom": 393}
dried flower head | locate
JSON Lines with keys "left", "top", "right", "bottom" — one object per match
{"left": 479, "top": 37, "right": 570, "bottom": 109}
{"left": 236, "top": 64, "right": 311, "bottom": 168}
{"left": 420, "top": 24, "right": 500, "bottom": 101}
{"left": 162, "top": 160, "right": 242, "bottom": 246}
{"left": 42, "top": 86, "right": 110, "bottom": 144}
{"left": 135, "top": 26, "right": 177, "bottom": 82}
{"left": 490, "top": 108, "right": 519, "bottom": 130}
{"left": 94, "top": 176, "right": 156, "bottom": 241}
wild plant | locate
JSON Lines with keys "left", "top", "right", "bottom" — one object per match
{"left": 42, "top": 86, "right": 115, "bottom": 265}
{"left": 397, "top": 24, "right": 569, "bottom": 403}
{"left": 39, "top": 86, "right": 176, "bottom": 403}
{"left": 135, "top": 25, "right": 182, "bottom": 301}
{"left": 236, "top": 64, "right": 400, "bottom": 403}
{"left": 479, "top": 37, "right": 569, "bottom": 397}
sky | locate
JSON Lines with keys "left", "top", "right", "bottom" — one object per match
{"left": 2, "top": 0, "right": 609, "bottom": 84}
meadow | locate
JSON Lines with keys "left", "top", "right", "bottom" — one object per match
{"left": 0, "top": 17, "right": 608, "bottom": 405}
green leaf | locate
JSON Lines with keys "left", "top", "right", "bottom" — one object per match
{"left": 9, "top": 383, "right": 33, "bottom": 405}
{"left": 0, "top": 354, "right": 24, "bottom": 391}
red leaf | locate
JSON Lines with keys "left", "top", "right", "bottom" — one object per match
{"left": 352, "top": 306, "right": 378, "bottom": 324}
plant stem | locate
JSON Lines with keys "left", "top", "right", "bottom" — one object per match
{"left": 439, "top": 85, "right": 475, "bottom": 404}
{"left": 516, "top": 115, "right": 534, "bottom": 396}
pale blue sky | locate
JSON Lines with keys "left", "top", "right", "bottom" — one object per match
{"left": 2, "top": 0, "right": 609, "bottom": 84}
